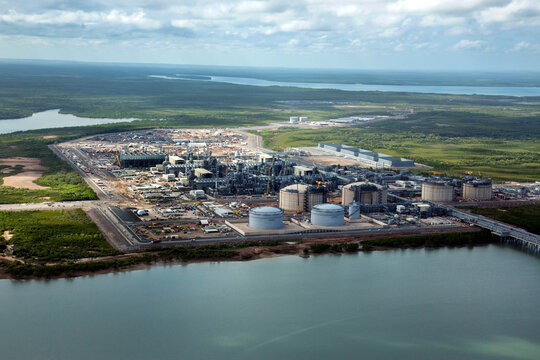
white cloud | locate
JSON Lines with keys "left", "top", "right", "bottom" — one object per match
{"left": 420, "top": 15, "right": 466, "bottom": 27}
{"left": 453, "top": 39, "right": 487, "bottom": 50}
{"left": 511, "top": 41, "right": 540, "bottom": 52}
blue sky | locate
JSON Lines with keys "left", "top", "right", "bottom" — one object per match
{"left": 1, "top": 0, "right": 539, "bottom": 70}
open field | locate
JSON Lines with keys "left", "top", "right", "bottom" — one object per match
{"left": 0, "top": 157, "right": 49, "bottom": 189}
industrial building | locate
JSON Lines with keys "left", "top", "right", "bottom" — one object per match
{"left": 422, "top": 181, "right": 454, "bottom": 202}
{"left": 279, "top": 184, "right": 327, "bottom": 212}
{"left": 318, "top": 143, "right": 415, "bottom": 168}
{"left": 117, "top": 152, "right": 167, "bottom": 168}
{"left": 462, "top": 179, "right": 492, "bottom": 201}
{"left": 342, "top": 182, "right": 388, "bottom": 205}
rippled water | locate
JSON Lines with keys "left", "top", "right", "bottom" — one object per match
{"left": 1, "top": 245, "right": 539, "bottom": 360}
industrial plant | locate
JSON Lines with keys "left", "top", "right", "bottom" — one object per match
{"left": 52, "top": 127, "right": 538, "bottom": 250}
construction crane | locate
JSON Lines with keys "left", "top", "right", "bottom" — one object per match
{"left": 265, "top": 156, "right": 276, "bottom": 195}
{"left": 113, "top": 152, "right": 122, "bottom": 167}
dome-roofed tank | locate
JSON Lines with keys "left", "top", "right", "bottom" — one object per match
{"left": 421, "top": 181, "right": 454, "bottom": 202}
{"left": 249, "top": 206, "right": 283, "bottom": 230}
{"left": 311, "top": 203, "right": 344, "bottom": 226}
{"left": 462, "top": 179, "right": 492, "bottom": 201}
{"left": 279, "top": 184, "right": 326, "bottom": 212}
{"left": 348, "top": 202, "right": 360, "bottom": 220}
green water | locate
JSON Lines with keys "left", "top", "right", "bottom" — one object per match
{"left": 1, "top": 245, "right": 539, "bottom": 360}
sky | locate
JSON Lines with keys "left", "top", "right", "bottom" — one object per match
{"left": 0, "top": 0, "right": 539, "bottom": 71}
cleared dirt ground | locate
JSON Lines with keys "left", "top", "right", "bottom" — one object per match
{"left": 0, "top": 157, "right": 49, "bottom": 189}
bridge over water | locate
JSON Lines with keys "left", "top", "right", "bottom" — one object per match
{"left": 446, "top": 207, "right": 540, "bottom": 252}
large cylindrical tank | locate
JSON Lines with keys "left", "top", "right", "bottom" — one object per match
{"left": 341, "top": 182, "right": 387, "bottom": 205}
{"left": 421, "top": 182, "right": 454, "bottom": 202}
{"left": 249, "top": 206, "right": 283, "bottom": 230}
{"left": 311, "top": 203, "right": 344, "bottom": 226}
{"left": 279, "top": 184, "right": 326, "bottom": 212}
{"left": 462, "top": 180, "right": 492, "bottom": 200}
{"left": 348, "top": 202, "right": 360, "bottom": 219}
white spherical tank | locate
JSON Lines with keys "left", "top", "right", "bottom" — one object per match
{"left": 348, "top": 202, "right": 360, "bottom": 219}
{"left": 311, "top": 203, "right": 344, "bottom": 226}
{"left": 249, "top": 206, "right": 283, "bottom": 230}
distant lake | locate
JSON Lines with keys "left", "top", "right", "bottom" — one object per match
{"left": 1, "top": 245, "right": 539, "bottom": 360}
{"left": 0, "top": 109, "right": 137, "bottom": 134}
{"left": 149, "top": 74, "right": 540, "bottom": 96}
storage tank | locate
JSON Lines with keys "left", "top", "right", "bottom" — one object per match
{"left": 311, "top": 203, "right": 344, "bottom": 226}
{"left": 279, "top": 184, "right": 326, "bottom": 212}
{"left": 341, "top": 182, "right": 387, "bottom": 205}
{"left": 248, "top": 206, "right": 283, "bottom": 230}
{"left": 348, "top": 202, "right": 360, "bottom": 220}
{"left": 462, "top": 180, "right": 492, "bottom": 200}
{"left": 421, "top": 181, "right": 454, "bottom": 202}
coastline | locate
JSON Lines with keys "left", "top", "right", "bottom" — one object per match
{"left": 0, "top": 228, "right": 494, "bottom": 281}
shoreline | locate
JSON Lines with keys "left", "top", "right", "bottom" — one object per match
{"left": 0, "top": 228, "right": 497, "bottom": 281}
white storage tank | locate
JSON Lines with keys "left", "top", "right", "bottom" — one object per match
{"left": 421, "top": 181, "right": 454, "bottom": 202}
{"left": 342, "top": 182, "right": 387, "bottom": 205}
{"left": 311, "top": 203, "right": 344, "bottom": 226}
{"left": 279, "top": 184, "right": 326, "bottom": 212}
{"left": 249, "top": 206, "right": 283, "bottom": 230}
{"left": 462, "top": 180, "right": 492, "bottom": 201}
{"left": 348, "top": 202, "right": 360, "bottom": 220}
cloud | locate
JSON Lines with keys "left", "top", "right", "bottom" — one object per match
{"left": 453, "top": 39, "right": 488, "bottom": 50}
{"left": 0, "top": 0, "right": 538, "bottom": 67}
{"left": 511, "top": 41, "right": 540, "bottom": 52}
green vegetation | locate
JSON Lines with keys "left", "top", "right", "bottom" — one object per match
{"left": 258, "top": 120, "right": 540, "bottom": 182}
{"left": 0, "top": 209, "right": 119, "bottom": 263}
{"left": 308, "top": 242, "right": 359, "bottom": 253}
{"left": 361, "top": 230, "right": 494, "bottom": 251}
{"left": 459, "top": 205, "right": 540, "bottom": 235}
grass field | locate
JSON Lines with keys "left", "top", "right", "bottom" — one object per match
{"left": 0, "top": 209, "right": 119, "bottom": 263}
{"left": 258, "top": 124, "right": 540, "bottom": 182}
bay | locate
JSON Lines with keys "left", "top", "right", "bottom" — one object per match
{"left": 0, "top": 245, "right": 539, "bottom": 360}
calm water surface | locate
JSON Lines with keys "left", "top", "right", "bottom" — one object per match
{"left": 0, "top": 109, "right": 137, "bottom": 134}
{"left": 1, "top": 245, "right": 539, "bottom": 360}
{"left": 149, "top": 74, "right": 540, "bottom": 96}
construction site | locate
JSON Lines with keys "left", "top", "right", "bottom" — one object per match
{"left": 51, "top": 130, "right": 540, "bottom": 251}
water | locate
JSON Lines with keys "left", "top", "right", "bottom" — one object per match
{"left": 0, "top": 109, "right": 137, "bottom": 134}
{"left": 1, "top": 245, "right": 539, "bottom": 360}
{"left": 149, "top": 74, "right": 540, "bottom": 96}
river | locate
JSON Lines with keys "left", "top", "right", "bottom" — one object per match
{"left": 149, "top": 75, "right": 540, "bottom": 97}
{"left": 0, "top": 245, "right": 538, "bottom": 360}
{"left": 0, "top": 109, "right": 137, "bottom": 134}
